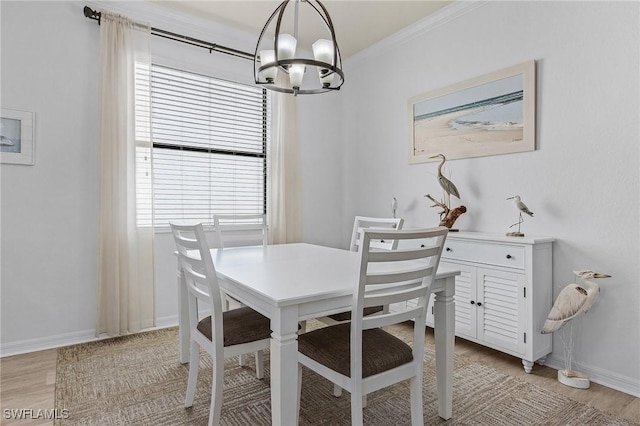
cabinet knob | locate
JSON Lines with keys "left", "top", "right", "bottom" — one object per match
{"left": 477, "top": 302, "right": 483, "bottom": 307}
{"left": 506, "top": 254, "right": 512, "bottom": 259}
{"left": 470, "top": 300, "right": 475, "bottom": 305}
{"left": 446, "top": 247, "right": 452, "bottom": 252}
{"left": 420, "top": 244, "right": 425, "bottom": 248}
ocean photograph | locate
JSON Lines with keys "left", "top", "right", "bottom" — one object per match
{"left": 412, "top": 72, "right": 532, "bottom": 161}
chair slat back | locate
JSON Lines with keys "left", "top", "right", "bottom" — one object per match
{"left": 353, "top": 227, "right": 448, "bottom": 333}
{"left": 350, "top": 216, "right": 404, "bottom": 252}
{"left": 214, "top": 214, "right": 268, "bottom": 248}
{"left": 170, "top": 223, "right": 224, "bottom": 342}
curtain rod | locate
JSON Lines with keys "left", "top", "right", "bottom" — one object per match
{"left": 83, "top": 6, "right": 255, "bottom": 61}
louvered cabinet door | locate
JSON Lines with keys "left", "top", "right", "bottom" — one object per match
{"left": 476, "top": 268, "right": 526, "bottom": 355}
{"left": 440, "top": 262, "right": 477, "bottom": 339}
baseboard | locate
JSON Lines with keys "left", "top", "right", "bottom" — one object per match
{"left": 154, "top": 315, "right": 179, "bottom": 330}
{"left": 0, "top": 318, "right": 181, "bottom": 358}
{"left": 0, "top": 329, "right": 101, "bottom": 358}
{"left": 545, "top": 355, "right": 640, "bottom": 398}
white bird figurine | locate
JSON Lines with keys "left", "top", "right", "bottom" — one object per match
{"left": 507, "top": 195, "right": 533, "bottom": 236}
{"left": 391, "top": 197, "right": 398, "bottom": 218}
{"left": 508, "top": 195, "right": 533, "bottom": 217}
{"left": 541, "top": 271, "right": 610, "bottom": 334}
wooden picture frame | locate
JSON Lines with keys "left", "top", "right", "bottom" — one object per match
{"left": 409, "top": 60, "right": 536, "bottom": 163}
{"left": 0, "top": 108, "right": 35, "bottom": 165}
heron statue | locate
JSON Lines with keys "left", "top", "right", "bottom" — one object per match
{"left": 429, "top": 154, "right": 460, "bottom": 209}
{"left": 541, "top": 270, "right": 611, "bottom": 389}
{"left": 506, "top": 195, "right": 533, "bottom": 236}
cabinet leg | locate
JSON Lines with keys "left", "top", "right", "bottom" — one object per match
{"left": 536, "top": 356, "right": 547, "bottom": 366}
{"left": 522, "top": 359, "right": 534, "bottom": 373}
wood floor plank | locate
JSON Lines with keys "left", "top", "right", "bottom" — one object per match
{"left": 1, "top": 349, "right": 56, "bottom": 426}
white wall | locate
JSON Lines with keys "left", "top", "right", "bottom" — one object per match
{"left": 1, "top": 1, "right": 101, "bottom": 351}
{"left": 297, "top": 92, "right": 345, "bottom": 248}
{"left": 324, "top": 1, "right": 638, "bottom": 394}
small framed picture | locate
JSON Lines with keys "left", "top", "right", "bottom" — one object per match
{"left": 1, "top": 108, "right": 35, "bottom": 165}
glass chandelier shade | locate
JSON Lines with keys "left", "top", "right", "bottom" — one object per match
{"left": 254, "top": 0, "right": 344, "bottom": 95}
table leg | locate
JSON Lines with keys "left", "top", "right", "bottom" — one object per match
{"left": 176, "top": 258, "right": 190, "bottom": 364}
{"left": 433, "top": 276, "right": 455, "bottom": 420}
{"left": 270, "top": 307, "right": 300, "bottom": 426}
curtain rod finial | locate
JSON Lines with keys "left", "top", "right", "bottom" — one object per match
{"left": 83, "top": 6, "right": 101, "bottom": 24}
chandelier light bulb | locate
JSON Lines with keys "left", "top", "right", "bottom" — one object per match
{"left": 289, "top": 64, "right": 306, "bottom": 89}
{"left": 259, "top": 50, "right": 277, "bottom": 82}
{"left": 312, "top": 39, "right": 335, "bottom": 87}
{"left": 312, "top": 39, "right": 333, "bottom": 63}
{"left": 277, "top": 34, "right": 297, "bottom": 61}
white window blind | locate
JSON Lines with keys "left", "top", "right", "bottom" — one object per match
{"left": 142, "top": 65, "right": 270, "bottom": 228}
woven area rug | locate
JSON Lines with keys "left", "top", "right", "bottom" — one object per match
{"left": 55, "top": 325, "right": 635, "bottom": 425}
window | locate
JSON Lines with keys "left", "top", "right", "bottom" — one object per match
{"left": 137, "top": 64, "right": 270, "bottom": 228}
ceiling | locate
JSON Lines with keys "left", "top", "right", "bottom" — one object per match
{"left": 151, "top": 1, "right": 452, "bottom": 58}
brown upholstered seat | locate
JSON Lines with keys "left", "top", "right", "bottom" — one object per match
{"left": 326, "top": 305, "right": 384, "bottom": 323}
{"left": 197, "top": 306, "right": 272, "bottom": 347}
{"left": 297, "top": 322, "right": 413, "bottom": 378}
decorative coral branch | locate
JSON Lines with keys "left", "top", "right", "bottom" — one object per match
{"left": 425, "top": 194, "right": 448, "bottom": 219}
{"left": 425, "top": 194, "right": 466, "bottom": 229}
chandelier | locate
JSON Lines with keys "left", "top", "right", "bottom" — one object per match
{"left": 254, "top": 0, "right": 344, "bottom": 95}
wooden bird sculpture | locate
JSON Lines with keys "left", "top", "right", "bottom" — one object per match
{"left": 429, "top": 154, "right": 460, "bottom": 199}
{"left": 541, "top": 271, "right": 610, "bottom": 334}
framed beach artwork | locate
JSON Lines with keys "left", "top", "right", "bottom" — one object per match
{"left": 0, "top": 108, "right": 35, "bottom": 165}
{"left": 409, "top": 60, "right": 536, "bottom": 163}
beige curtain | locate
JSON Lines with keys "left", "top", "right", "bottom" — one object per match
{"left": 268, "top": 74, "right": 302, "bottom": 244}
{"left": 96, "top": 12, "right": 155, "bottom": 336}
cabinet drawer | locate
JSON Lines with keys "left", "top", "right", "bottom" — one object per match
{"left": 442, "top": 239, "right": 525, "bottom": 269}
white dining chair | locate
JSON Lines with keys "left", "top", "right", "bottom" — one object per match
{"left": 319, "top": 216, "right": 405, "bottom": 398}
{"left": 297, "top": 227, "right": 449, "bottom": 426}
{"left": 213, "top": 213, "right": 268, "bottom": 250}
{"left": 349, "top": 216, "right": 405, "bottom": 253}
{"left": 321, "top": 216, "right": 405, "bottom": 324}
{"left": 170, "top": 223, "right": 271, "bottom": 426}
{"left": 212, "top": 213, "right": 278, "bottom": 367}
{"left": 213, "top": 213, "right": 267, "bottom": 306}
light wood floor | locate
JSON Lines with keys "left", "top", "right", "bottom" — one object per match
{"left": 1, "top": 330, "right": 638, "bottom": 425}
{"left": 1, "top": 349, "right": 57, "bottom": 425}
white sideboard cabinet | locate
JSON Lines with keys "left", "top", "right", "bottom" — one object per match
{"left": 398, "top": 231, "right": 554, "bottom": 373}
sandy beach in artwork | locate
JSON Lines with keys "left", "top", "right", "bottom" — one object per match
{"left": 413, "top": 106, "right": 526, "bottom": 159}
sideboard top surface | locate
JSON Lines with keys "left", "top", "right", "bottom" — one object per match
{"left": 446, "top": 231, "right": 555, "bottom": 245}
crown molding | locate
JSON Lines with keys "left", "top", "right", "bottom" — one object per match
{"left": 348, "top": 0, "right": 489, "bottom": 64}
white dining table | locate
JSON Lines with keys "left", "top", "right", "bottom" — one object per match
{"left": 175, "top": 242, "right": 458, "bottom": 425}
